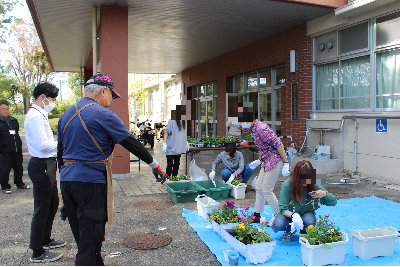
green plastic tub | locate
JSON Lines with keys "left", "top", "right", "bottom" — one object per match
{"left": 193, "top": 180, "right": 232, "bottom": 199}
{"left": 164, "top": 182, "right": 203, "bottom": 203}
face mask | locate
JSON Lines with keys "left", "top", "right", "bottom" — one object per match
{"left": 241, "top": 122, "right": 251, "bottom": 128}
{"left": 42, "top": 97, "right": 56, "bottom": 113}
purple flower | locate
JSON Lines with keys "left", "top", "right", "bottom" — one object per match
{"left": 237, "top": 215, "right": 241, "bottom": 219}
{"left": 245, "top": 205, "right": 250, "bottom": 211}
{"left": 251, "top": 216, "right": 255, "bottom": 220}
{"left": 329, "top": 221, "right": 333, "bottom": 224}
{"left": 323, "top": 213, "right": 329, "bottom": 217}
{"left": 240, "top": 210, "right": 244, "bottom": 214}
{"left": 241, "top": 220, "right": 247, "bottom": 224}
{"left": 241, "top": 215, "right": 245, "bottom": 218}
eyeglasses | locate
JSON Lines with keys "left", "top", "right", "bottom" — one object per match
{"left": 104, "top": 87, "right": 117, "bottom": 99}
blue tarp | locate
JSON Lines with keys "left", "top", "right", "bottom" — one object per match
{"left": 182, "top": 196, "right": 400, "bottom": 266}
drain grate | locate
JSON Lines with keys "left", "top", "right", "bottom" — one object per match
{"left": 326, "top": 186, "right": 353, "bottom": 194}
{"left": 133, "top": 199, "right": 175, "bottom": 210}
{"left": 123, "top": 233, "right": 172, "bottom": 250}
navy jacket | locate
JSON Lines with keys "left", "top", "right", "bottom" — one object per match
{"left": 0, "top": 116, "right": 22, "bottom": 153}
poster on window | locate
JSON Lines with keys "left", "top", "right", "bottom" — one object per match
{"left": 291, "top": 83, "right": 298, "bottom": 121}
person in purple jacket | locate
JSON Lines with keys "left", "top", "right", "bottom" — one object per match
{"left": 240, "top": 102, "right": 290, "bottom": 223}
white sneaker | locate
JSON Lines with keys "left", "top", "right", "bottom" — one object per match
{"left": 3, "top": 190, "right": 11, "bottom": 194}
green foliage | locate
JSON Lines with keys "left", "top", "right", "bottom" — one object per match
{"left": 169, "top": 174, "right": 190, "bottom": 181}
{"left": 233, "top": 205, "right": 272, "bottom": 244}
{"left": 0, "top": 0, "right": 18, "bottom": 42}
{"left": 128, "top": 73, "right": 147, "bottom": 104}
{"left": 0, "top": 75, "right": 22, "bottom": 113}
{"left": 208, "top": 200, "right": 239, "bottom": 224}
{"left": 299, "top": 213, "right": 343, "bottom": 248}
{"left": 187, "top": 136, "right": 198, "bottom": 144}
{"left": 67, "top": 73, "right": 83, "bottom": 101}
{"left": 51, "top": 98, "right": 74, "bottom": 115}
{"left": 242, "top": 129, "right": 253, "bottom": 142}
{"left": 231, "top": 174, "right": 244, "bottom": 186}
{"left": 223, "top": 136, "right": 240, "bottom": 143}
{"left": 48, "top": 118, "right": 59, "bottom": 135}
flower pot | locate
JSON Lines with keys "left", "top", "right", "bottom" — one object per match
{"left": 351, "top": 226, "right": 398, "bottom": 260}
{"left": 229, "top": 183, "right": 247, "bottom": 200}
{"left": 211, "top": 143, "right": 217, "bottom": 148}
{"left": 211, "top": 221, "right": 239, "bottom": 237}
{"left": 299, "top": 232, "right": 349, "bottom": 266}
{"left": 195, "top": 194, "right": 219, "bottom": 220}
{"left": 222, "top": 228, "right": 276, "bottom": 264}
{"left": 166, "top": 178, "right": 192, "bottom": 183}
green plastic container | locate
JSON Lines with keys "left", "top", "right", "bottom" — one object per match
{"left": 164, "top": 182, "right": 203, "bottom": 203}
{"left": 193, "top": 180, "right": 232, "bottom": 199}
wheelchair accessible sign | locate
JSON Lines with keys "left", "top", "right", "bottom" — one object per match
{"left": 376, "top": 119, "right": 388, "bottom": 133}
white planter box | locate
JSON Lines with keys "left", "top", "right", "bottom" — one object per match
{"left": 211, "top": 221, "right": 239, "bottom": 237}
{"left": 221, "top": 228, "right": 276, "bottom": 264}
{"left": 229, "top": 183, "right": 247, "bottom": 199}
{"left": 195, "top": 194, "right": 219, "bottom": 220}
{"left": 351, "top": 226, "right": 398, "bottom": 260}
{"left": 299, "top": 232, "right": 349, "bottom": 266}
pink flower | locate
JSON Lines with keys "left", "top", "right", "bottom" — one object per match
{"left": 245, "top": 205, "right": 250, "bottom": 211}
{"left": 240, "top": 210, "right": 244, "bottom": 214}
{"left": 241, "top": 220, "right": 247, "bottom": 224}
{"left": 323, "top": 213, "right": 329, "bottom": 217}
{"left": 251, "top": 216, "right": 255, "bottom": 220}
{"left": 329, "top": 221, "right": 333, "bottom": 224}
{"left": 237, "top": 215, "right": 241, "bottom": 219}
{"left": 241, "top": 215, "right": 245, "bottom": 218}
{"left": 260, "top": 217, "right": 266, "bottom": 224}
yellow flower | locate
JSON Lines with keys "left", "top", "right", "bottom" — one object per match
{"left": 307, "top": 225, "right": 314, "bottom": 230}
{"left": 238, "top": 224, "right": 245, "bottom": 229}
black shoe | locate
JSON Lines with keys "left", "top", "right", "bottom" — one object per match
{"left": 251, "top": 212, "right": 261, "bottom": 223}
{"left": 17, "top": 185, "right": 30, "bottom": 189}
{"left": 30, "top": 250, "right": 62, "bottom": 263}
{"left": 43, "top": 239, "right": 66, "bottom": 249}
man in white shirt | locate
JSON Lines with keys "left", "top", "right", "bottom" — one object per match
{"left": 24, "top": 83, "right": 65, "bottom": 263}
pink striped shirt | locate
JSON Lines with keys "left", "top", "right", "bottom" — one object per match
{"left": 251, "top": 120, "right": 282, "bottom": 172}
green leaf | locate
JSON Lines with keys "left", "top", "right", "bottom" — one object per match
{"left": 323, "top": 243, "right": 331, "bottom": 249}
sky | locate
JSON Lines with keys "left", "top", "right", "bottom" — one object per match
{"left": 5, "top": 1, "right": 73, "bottom": 100}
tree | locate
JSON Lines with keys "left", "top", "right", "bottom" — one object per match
{"left": 0, "top": 0, "right": 18, "bottom": 42}
{"left": 129, "top": 73, "right": 147, "bottom": 104}
{"left": 67, "top": 72, "right": 83, "bottom": 101}
{"left": 1, "top": 18, "right": 53, "bottom": 113}
{"left": 0, "top": 74, "right": 21, "bottom": 113}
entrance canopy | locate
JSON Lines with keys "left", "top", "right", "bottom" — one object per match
{"left": 26, "top": 0, "right": 345, "bottom": 74}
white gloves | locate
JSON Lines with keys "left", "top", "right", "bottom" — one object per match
{"left": 249, "top": 159, "right": 262, "bottom": 169}
{"left": 226, "top": 174, "right": 235, "bottom": 185}
{"left": 209, "top": 171, "right": 215, "bottom": 180}
{"left": 282, "top": 162, "right": 290, "bottom": 177}
{"left": 289, "top": 213, "right": 304, "bottom": 233}
{"left": 162, "top": 143, "right": 167, "bottom": 153}
{"left": 187, "top": 141, "right": 190, "bottom": 152}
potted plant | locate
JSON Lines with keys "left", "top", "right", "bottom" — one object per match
{"left": 167, "top": 174, "right": 191, "bottom": 183}
{"left": 221, "top": 205, "right": 276, "bottom": 264}
{"left": 229, "top": 174, "right": 247, "bottom": 199}
{"left": 223, "top": 136, "right": 236, "bottom": 147}
{"left": 209, "top": 135, "right": 218, "bottom": 147}
{"left": 208, "top": 200, "right": 240, "bottom": 236}
{"left": 242, "top": 129, "right": 254, "bottom": 145}
{"left": 199, "top": 135, "right": 209, "bottom": 147}
{"left": 299, "top": 213, "right": 349, "bottom": 266}
{"left": 215, "top": 136, "right": 223, "bottom": 147}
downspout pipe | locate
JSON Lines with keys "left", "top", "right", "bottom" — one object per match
{"left": 92, "top": 7, "right": 97, "bottom": 75}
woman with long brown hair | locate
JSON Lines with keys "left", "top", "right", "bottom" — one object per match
{"left": 271, "top": 160, "right": 337, "bottom": 241}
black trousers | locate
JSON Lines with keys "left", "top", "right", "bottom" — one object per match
{"left": 28, "top": 157, "right": 59, "bottom": 250}
{"left": 0, "top": 152, "right": 24, "bottom": 190}
{"left": 61, "top": 181, "right": 107, "bottom": 266}
{"left": 166, "top": 154, "right": 181, "bottom": 177}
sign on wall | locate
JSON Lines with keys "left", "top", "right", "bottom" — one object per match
{"left": 291, "top": 83, "right": 298, "bottom": 121}
{"left": 376, "top": 119, "right": 387, "bottom": 133}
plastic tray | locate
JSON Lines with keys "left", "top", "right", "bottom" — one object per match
{"left": 193, "top": 180, "right": 232, "bottom": 199}
{"left": 164, "top": 182, "right": 203, "bottom": 203}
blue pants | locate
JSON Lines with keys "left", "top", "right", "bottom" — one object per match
{"left": 271, "top": 212, "right": 316, "bottom": 234}
{"left": 221, "top": 163, "right": 254, "bottom": 183}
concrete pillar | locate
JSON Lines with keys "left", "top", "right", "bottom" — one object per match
{"left": 100, "top": 5, "right": 130, "bottom": 177}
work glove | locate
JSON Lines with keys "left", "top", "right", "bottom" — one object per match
{"left": 289, "top": 213, "right": 304, "bottom": 233}
{"left": 152, "top": 165, "right": 168, "bottom": 184}
{"left": 226, "top": 174, "right": 235, "bottom": 185}
{"left": 162, "top": 143, "right": 167, "bottom": 153}
{"left": 187, "top": 141, "right": 190, "bottom": 152}
{"left": 249, "top": 159, "right": 262, "bottom": 169}
{"left": 282, "top": 162, "right": 290, "bottom": 177}
{"left": 209, "top": 171, "right": 216, "bottom": 180}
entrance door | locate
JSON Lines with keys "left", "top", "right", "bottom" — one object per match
{"left": 258, "top": 89, "right": 281, "bottom": 135}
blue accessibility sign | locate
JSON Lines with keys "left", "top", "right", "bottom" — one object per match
{"left": 376, "top": 119, "right": 387, "bottom": 133}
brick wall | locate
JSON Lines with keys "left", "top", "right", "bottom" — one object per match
{"left": 182, "top": 23, "right": 312, "bottom": 150}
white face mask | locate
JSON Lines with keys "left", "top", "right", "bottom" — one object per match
{"left": 42, "top": 97, "right": 56, "bottom": 113}
{"left": 241, "top": 122, "right": 251, "bottom": 128}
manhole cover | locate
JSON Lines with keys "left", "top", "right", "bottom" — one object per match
{"left": 133, "top": 199, "right": 175, "bottom": 210}
{"left": 327, "top": 186, "right": 353, "bottom": 194}
{"left": 123, "top": 233, "right": 172, "bottom": 250}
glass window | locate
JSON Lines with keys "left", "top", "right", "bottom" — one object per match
{"left": 200, "top": 101, "right": 206, "bottom": 120}
{"left": 200, "top": 85, "right": 205, "bottom": 97}
{"left": 191, "top": 86, "right": 198, "bottom": 99}
{"left": 206, "top": 83, "right": 213, "bottom": 96}
{"left": 276, "top": 67, "right": 285, "bottom": 86}
{"left": 259, "top": 93, "right": 271, "bottom": 121}
{"left": 247, "top": 73, "right": 257, "bottom": 90}
{"left": 376, "top": 11, "right": 400, "bottom": 47}
{"left": 207, "top": 101, "right": 213, "bottom": 120}
{"left": 316, "top": 62, "right": 339, "bottom": 110}
{"left": 339, "top": 22, "right": 368, "bottom": 54}
{"left": 340, "top": 55, "right": 370, "bottom": 109}
{"left": 234, "top": 76, "right": 244, "bottom": 92}
{"left": 260, "top": 70, "right": 271, "bottom": 89}
{"left": 376, "top": 48, "right": 400, "bottom": 108}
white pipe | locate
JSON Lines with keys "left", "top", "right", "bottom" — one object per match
{"left": 92, "top": 7, "right": 97, "bottom": 75}
{"left": 353, "top": 120, "right": 358, "bottom": 178}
